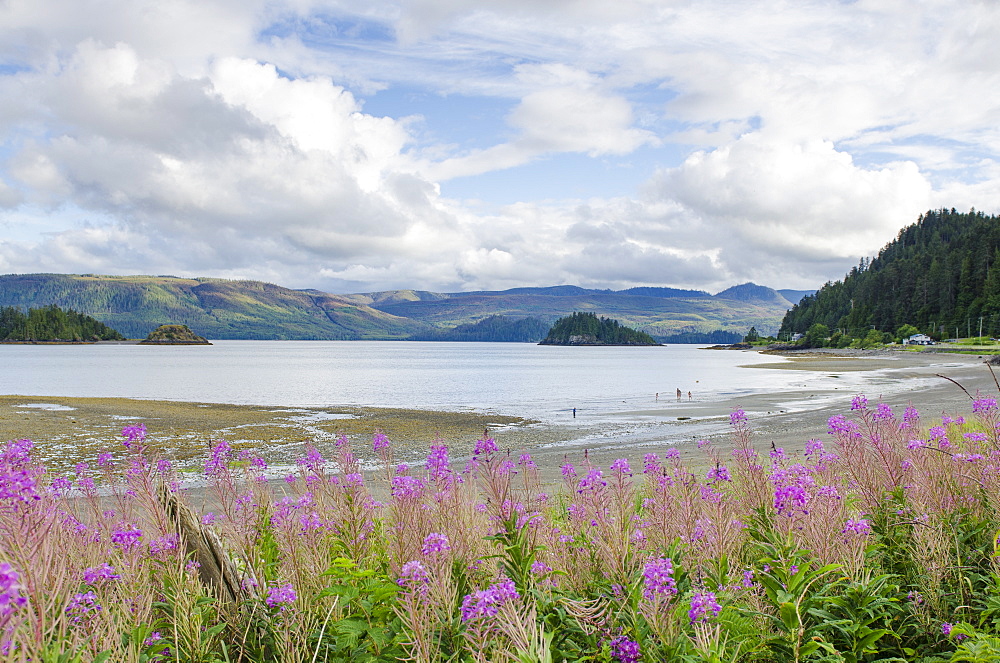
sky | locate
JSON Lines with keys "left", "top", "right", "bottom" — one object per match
{"left": 0, "top": 0, "right": 998, "bottom": 295}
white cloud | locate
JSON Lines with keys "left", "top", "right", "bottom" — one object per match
{"left": 1, "top": 0, "right": 1000, "bottom": 295}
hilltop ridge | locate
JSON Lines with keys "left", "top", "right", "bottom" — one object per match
{"left": 0, "top": 273, "right": 803, "bottom": 341}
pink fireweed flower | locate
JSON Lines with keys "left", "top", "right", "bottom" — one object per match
{"left": 841, "top": 518, "right": 872, "bottom": 536}
{"left": 473, "top": 437, "right": 497, "bottom": 457}
{"left": 421, "top": 532, "right": 451, "bottom": 556}
{"left": 204, "top": 440, "right": 232, "bottom": 477}
{"left": 83, "top": 564, "right": 119, "bottom": 584}
{"left": 121, "top": 423, "right": 146, "bottom": 449}
{"left": 518, "top": 453, "right": 537, "bottom": 469}
{"left": 964, "top": 432, "right": 988, "bottom": 443}
{"left": 65, "top": 591, "right": 102, "bottom": 624}
{"left": 372, "top": 431, "right": 390, "bottom": 452}
{"left": 851, "top": 394, "right": 868, "bottom": 410}
{"left": 804, "top": 439, "right": 824, "bottom": 456}
{"left": 0, "top": 563, "right": 27, "bottom": 617}
{"left": 530, "top": 561, "right": 552, "bottom": 576}
{"left": 973, "top": 397, "right": 998, "bottom": 414}
{"left": 390, "top": 475, "right": 425, "bottom": 499}
{"left": 642, "top": 453, "right": 661, "bottom": 474}
{"left": 706, "top": 464, "right": 731, "bottom": 483}
{"left": 576, "top": 468, "right": 606, "bottom": 493}
{"left": 642, "top": 557, "right": 677, "bottom": 600}
{"left": 397, "top": 561, "right": 430, "bottom": 595}
{"left": 874, "top": 403, "right": 893, "bottom": 420}
{"left": 610, "top": 458, "right": 632, "bottom": 475}
{"left": 828, "top": 415, "right": 859, "bottom": 436}
{"left": 664, "top": 447, "right": 681, "bottom": 460}
{"left": 265, "top": 583, "right": 297, "bottom": 610}
{"left": 425, "top": 443, "right": 450, "bottom": 479}
{"left": 561, "top": 462, "right": 577, "bottom": 478}
{"left": 0, "top": 466, "right": 39, "bottom": 503}
{"left": 689, "top": 591, "right": 722, "bottom": 623}
{"left": 730, "top": 409, "right": 748, "bottom": 425}
{"left": 111, "top": 525, "right": 143, "bottom": 550}
{"left": 609, "top": 635, "right": 640, "bottom": 663}
{"left": 459, "top": 579, "right": 519, "bottom": 622}
{"left": 298, "top": 445, "right": 325, "bottom": 474}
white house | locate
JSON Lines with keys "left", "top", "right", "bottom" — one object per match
{"left": 904, "top": 333, "right": 933, "bottom": 345}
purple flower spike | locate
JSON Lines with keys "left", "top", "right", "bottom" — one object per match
{"left": 397, "top": 561, "right": 430, "bottom": 594}
{"left": 851, "top": 394, "right": 868, "bottom": 410}
{"left": 0, "top": 563, "right": 27, "bottom": 617}
{"left": 121, "top": 423, "right": 147, "bottom": 449}
{"left": 460, "top": 579, "right": 519, "bottom": 622}
{"left": 65, "top": 591, "right": 102, "bottom": 624}
{"left": 265, "top": 583, "right": 297, "bottom": 610}
{"left": 421, "top": 532, "right": 451, "bottom": 556}
{"left": 642, "top": 557, "right": 677, "bottom": 600}
{"left": 372, "top": 431, "right": 390, "bottom": 452}
{"left": 610, "top": 458, "right": 632, "bottom": 475}
{"left": 473, "top": 437, "right": 497, "bottom": 457}
{"left": 689, "top": 591, "right": 722, "bottom": 623}
{"left": 730, "top": 409, "right": 748, "bottom": 425}
{"left": 83, "top": 563, "right": 119, "bottom": 584}
{"left": 610, "top": 635, "right": 640, "bottom": 663}
{"left": 973, "top": 397, "right": 998, "bottom": 414}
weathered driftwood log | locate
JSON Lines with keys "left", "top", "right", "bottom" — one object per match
{"left": 157, "top": 483, "right": 242, "bottom": 607}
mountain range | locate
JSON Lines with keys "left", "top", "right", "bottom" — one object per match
{"left": 0, "top": 273, "right": 810, "bottom": 341}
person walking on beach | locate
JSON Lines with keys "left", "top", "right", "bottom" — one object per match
{"left": 676, "top": 388, "right": 682, "bottom": 401}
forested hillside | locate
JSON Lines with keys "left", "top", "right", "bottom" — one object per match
{"left": 409, "top": 315, "right": 550, "bottom": 342}
{"left": 0, "top": 305, "right": 124, "bottom": 341}
{"left": 0, "top": 274, "right": 428, "bottom": 339}
{"left": 539, "top": 312, "right": 659, "bottom": 345}
{"left": 780, "top": 209, "right": 1000, "bottom": 338}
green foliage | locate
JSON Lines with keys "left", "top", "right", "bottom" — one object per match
{"left": 780, "top": 208, "right": 1000, "bottom": 339}
{"left": 801, "top": 323, "right": 830, "bottom": 348}
{"left": 745, "top": 326, "right": 760, "bottom": 343}
{"left": 540, "top": 311, "right": 659, "bottom": 345}
{"left": 314, "top": 558, "right": 407, "bottom": 661}
{"left": 658, "top": 329, "right": 744, "bottom": 344}
{"left": 409, "top": 315, "right": 550, "bottom": 342}
{"left": 0, "top": 304, "right": 124, "bottom": 341}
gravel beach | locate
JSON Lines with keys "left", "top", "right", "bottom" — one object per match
{"left": 3, "top": 348, "right": 998, "bottom": 490}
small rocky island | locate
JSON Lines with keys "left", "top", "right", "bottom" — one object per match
{"left": 139, "top": 324, "right": 211, "bottom": 345}
{"left": 539, "top": 311, "right": 660, "bottom": 346}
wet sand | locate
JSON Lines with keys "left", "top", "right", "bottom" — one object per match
{"left": 3, "top": 348, "right": 998, "bottom": 487}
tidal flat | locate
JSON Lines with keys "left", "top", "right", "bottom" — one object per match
{"left": 0, "top": 395, "right": 551, "bottom": 475}
{"left": 2, "top": 348, "right": 997, "bottom": 485}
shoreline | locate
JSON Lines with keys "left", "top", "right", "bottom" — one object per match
{"left": 3, "top": 348, "right": 998, "bottom": 485}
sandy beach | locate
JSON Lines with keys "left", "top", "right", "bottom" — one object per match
{"left": 3, "top": 347, "right": 998, "bottom": 488}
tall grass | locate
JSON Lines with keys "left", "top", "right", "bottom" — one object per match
{"left": 3, "top": 393, "right": 1000, "bottom": 661}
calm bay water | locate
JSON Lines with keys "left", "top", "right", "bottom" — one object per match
{"left": 0, "top": 341, "right": 875, "bottom": 423}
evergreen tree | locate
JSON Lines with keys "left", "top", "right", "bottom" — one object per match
{"left": 780, "top": 209, "right": 1000, "bottom": 339}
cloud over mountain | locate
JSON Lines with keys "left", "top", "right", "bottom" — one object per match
{"left": 0, "top": 0, "right": 997, "bottom": 293}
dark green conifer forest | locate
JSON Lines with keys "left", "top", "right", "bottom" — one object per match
{"left": 780, "top": 209, "right": 1000, "bottom": 339}
{"left": 0, "top": 304, "right": 125, "bottom": 341}
{"left": 540, "top": 311, "right": 658, "bottom": 345}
